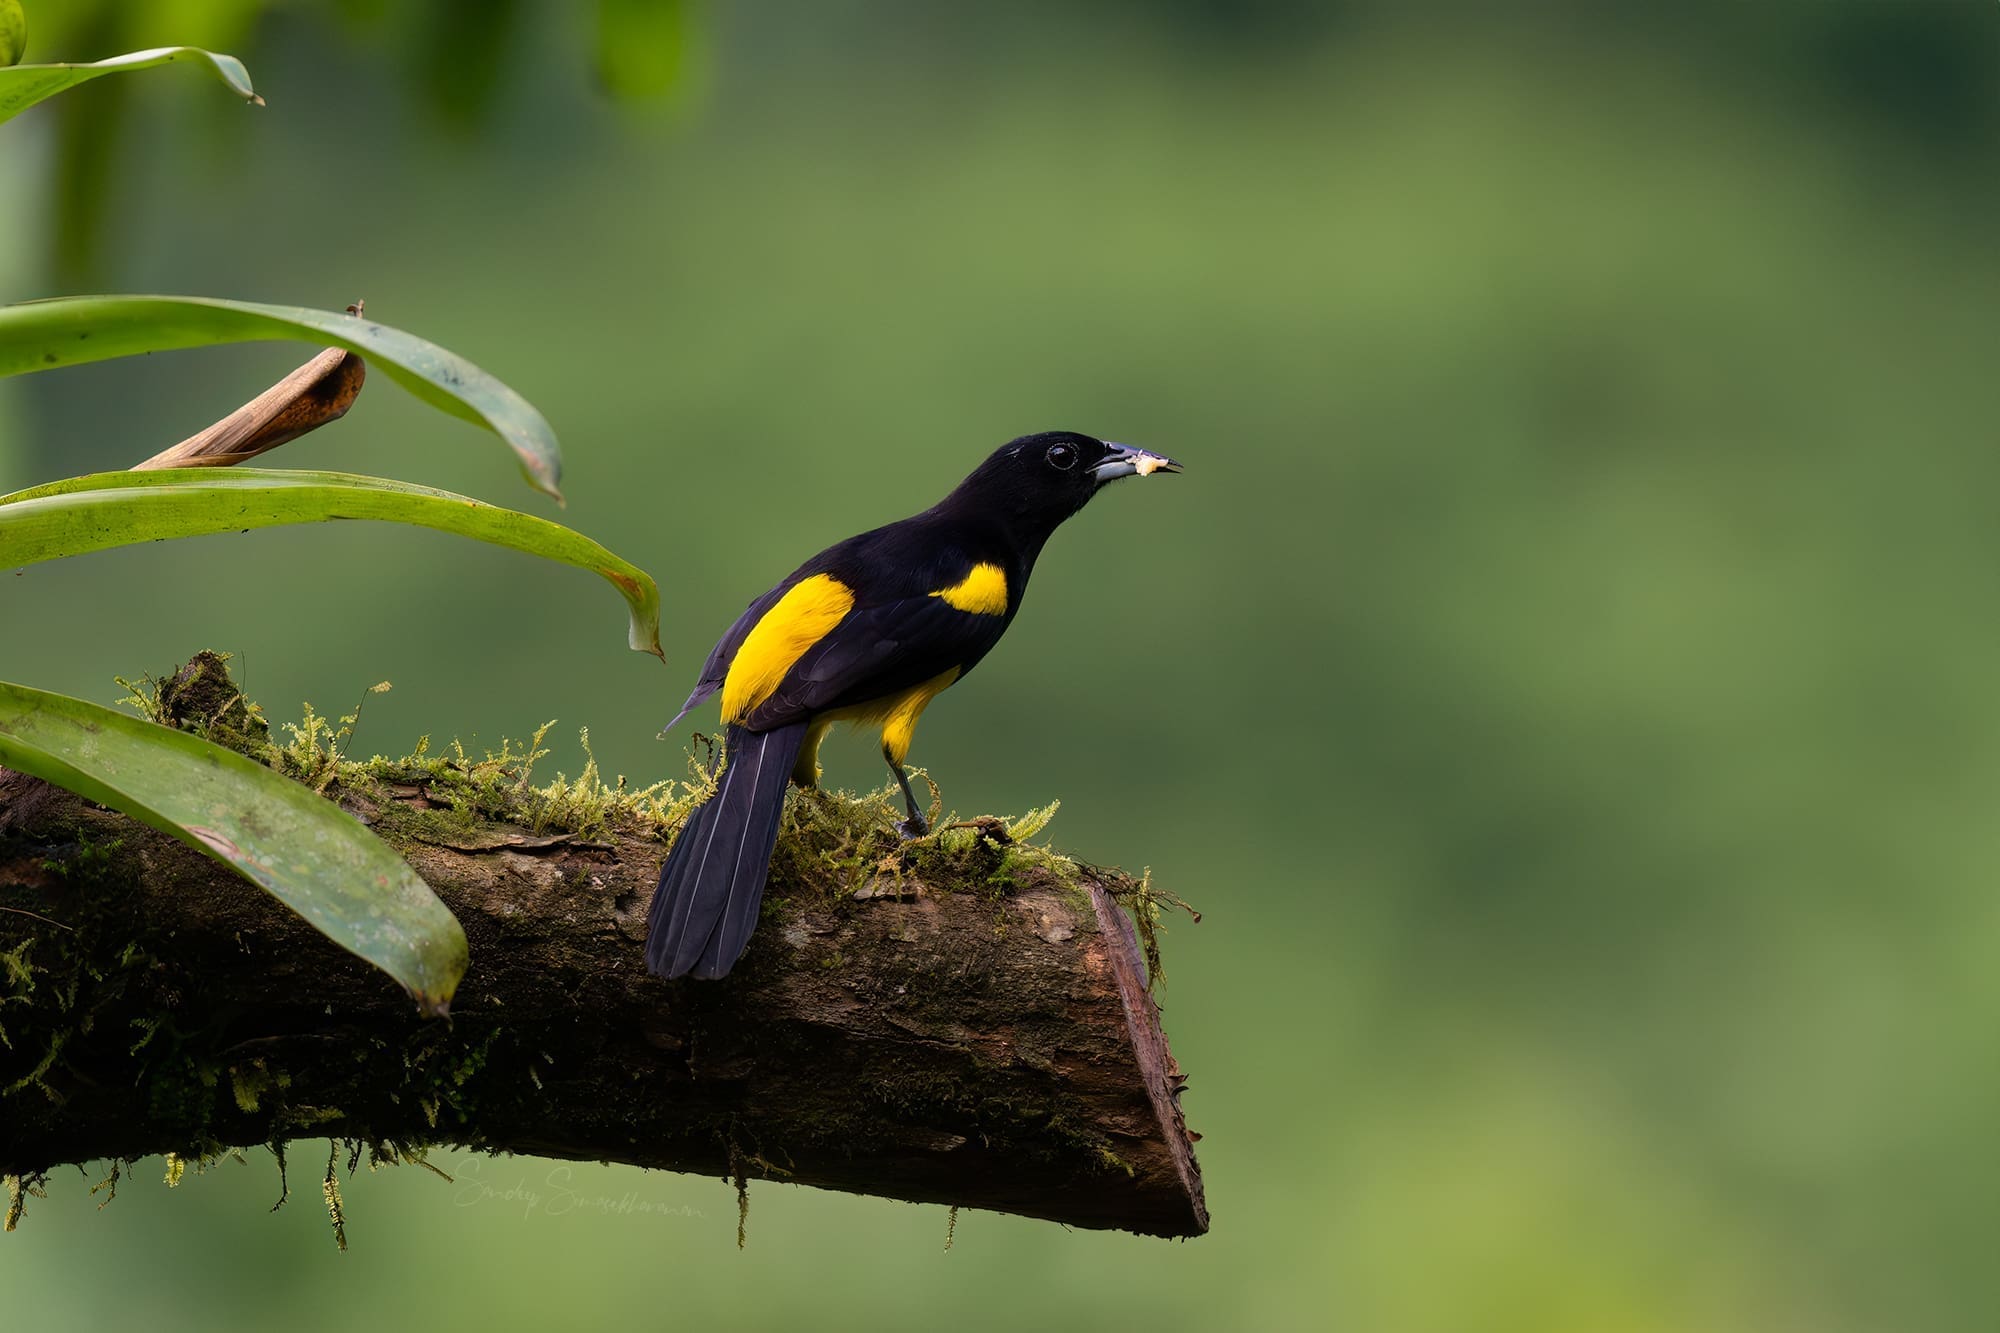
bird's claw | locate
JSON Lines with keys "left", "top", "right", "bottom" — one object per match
{"left": 896, "top": 815, "right": 930, "bottom": 841}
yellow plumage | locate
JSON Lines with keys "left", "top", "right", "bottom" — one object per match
{"left": 793, "top": 666, "right": 964, "bottom": 784}
{"left": 721, "top": 574, "right": 854, "bottom": 723}
{"left": 929, "top": 562, "right": 1009, "bottom": 616}
{"left": 724, "top": 560, "right": 1003, "bottom": 777}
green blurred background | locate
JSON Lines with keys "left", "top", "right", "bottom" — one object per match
{"left": 6, "top": 2, "right": 2000, "bottom": 1329}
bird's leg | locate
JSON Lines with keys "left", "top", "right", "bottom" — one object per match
{"left": 885, "top": 748, "right": 929, "bottom": 839}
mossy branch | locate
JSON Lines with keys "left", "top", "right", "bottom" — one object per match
{"left": 0, "top": 654, "right": 1206, "bottom": 1240}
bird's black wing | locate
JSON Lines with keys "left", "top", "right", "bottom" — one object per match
{"left": 660, "top": 516, "right": 933, "bottom": 733}
{"left": 737, "top": 593, "right": 1012, "bottom": 731}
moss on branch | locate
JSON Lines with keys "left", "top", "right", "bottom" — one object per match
{"left": 0, "top": 653, "right": 1206, "bottom": 1243}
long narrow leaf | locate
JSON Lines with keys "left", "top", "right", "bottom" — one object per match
{"left": 0, "top": 468, "right": 663, "bottom": 658}
{"left": 1, "top": 1, "right": 25, "bottom": 68}
{"left": 0, "top": 681, "right": 466, "bottom": 1013}
{"left": 0, "top": 296, "right": 563, "bottom": 500}
{"left": 0, "top": 46, "right": 261, "bottom": 123}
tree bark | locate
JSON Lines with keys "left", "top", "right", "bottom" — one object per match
{"left": 0, "top": 758, "right": 1207, "bottom": 1238}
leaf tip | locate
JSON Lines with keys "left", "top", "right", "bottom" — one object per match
{"left": 524, "top": 466, "right": 565, "bottom": 506}
{"left": 514, "top": 444, "right": 563, "bottom": 505}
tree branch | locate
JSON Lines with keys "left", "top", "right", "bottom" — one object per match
{"left": 0, "top": 680, "right": 1207, "bottom": 1238}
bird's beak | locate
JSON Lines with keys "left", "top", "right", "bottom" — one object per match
{"left": 1092, "top": 443, "right": 1183, "bottom": 484}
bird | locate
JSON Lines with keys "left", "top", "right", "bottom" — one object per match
{"left": 645, "top": 430, "right": 1182, "bottom": 980}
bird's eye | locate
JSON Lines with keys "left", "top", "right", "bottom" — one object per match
{"left": 1046, "top": 443, "right": 1076, "bottom": 470}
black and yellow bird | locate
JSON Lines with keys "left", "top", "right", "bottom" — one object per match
{"left": 645, "top": 430, "right": 1182, "bottom": 980}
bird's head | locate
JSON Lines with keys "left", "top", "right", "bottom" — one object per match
{"left": 947, "top": 431, "right": 1182, "bottom": 533}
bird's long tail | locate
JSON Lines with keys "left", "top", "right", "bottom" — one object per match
{"left": 645, "top": 721, "right": 808, "bottom": 979}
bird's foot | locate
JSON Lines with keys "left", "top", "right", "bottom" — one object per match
{"left": 895, "top": 813, "right": 930, "bottom": 840}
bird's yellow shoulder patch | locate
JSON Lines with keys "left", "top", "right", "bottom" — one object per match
{"left": 722, "top": 574, "right": 854, "bottom": 722}
{"left": 929, "top": 562, "right": 1009, "bottom": 616}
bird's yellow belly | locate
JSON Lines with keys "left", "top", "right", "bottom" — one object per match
{"left": 793, "top": 666, "right": 962, "bottom": 784}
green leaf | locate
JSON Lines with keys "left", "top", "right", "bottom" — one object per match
{"left": 0, "top": 1, "right": 26, "bottom": 68}
{"left": 0, "top": 468, "right": 664, "bottom": 659}
{"left": 597, "top": 0, "right": 701, "bottom": 101}
{"left": 0, "top": 296, "right": 564, "bottom": 501}
{"left": 0, "top": 45, "right": 261, "bottom": 122}
{"left": 0, "top": 680, "right": 467, "bottom": 1013}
